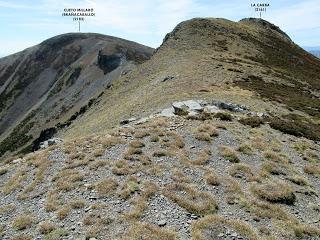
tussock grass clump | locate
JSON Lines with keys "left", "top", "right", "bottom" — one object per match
{"left": 195, "top": 124, "right": 219, "bottom": 142}
{"left": 237, "top": 144, "right": 254, "bottom": 155}
{"left": 89, "top": 160, "right": 107, "bottom": 170}
{"left": 53, "top": 169, "right": 84, "bottom": 192}
{"left": 251, "top": 180, "right": 296, "bottom": 205}
{"left": 134, "top": 130, "right": 150, "bottom": 139}
{"left": 12, "top": 214, "right": 33, "bottom": 230}
{"left": 214, "top": 112, "right": 233, "bottom": 121}
{"left": 2, "top": 167, "right": 27, "bottom": 195}
{"left": 260, "top": 161, "right": 286, "bottom": 177}
{"left": 57, "top": 206, "right": 70, "bottom": 220}
{"left": 119, "top": 176, "right": 140, "bottom": 200}
{"left": 293, "top": 224, "right": 320, "bottom": 238}
{"left": 11, "top": 234, "right": 32, "bottom": 240}
{"left": 204, "top": 171, "right": 220, "bottom": 186}
{"left": 239, "top": 116, "right": 264, "bottom": 128}
{"left": 123, "top": 147, "right": 143, "bottom": 160}
{"left": 241, "top": 198, "right": 290, "bottom": 221}
{"left": 166, "top": 131, "right": 185, "bottom": 149}
{"left": 0, "top": 166, "right": 8, "bottom": 175}
{"left": 122, "top": 222, "right": 176, "bottom": 240}
{"left": 125, "top": 181, "right": 158, "bottom": 219}
{"left": 95, "top": 178, "right": 118, "bottom": 197}
{"left": 99, "top": 136, "right": 124, "bottom": 148}
{"left": 304, "top": 164, "right": 320, "bottom": 176}
{"left": 198, "top": 124, "right": 219, "bottom": 137}
{"left": 219, "top": 145, "right": 240, "bottom": 163}
{"left": 250, "top": 136, "right": 267, "bottom": 151}
{"left": 38, "top": 221, "right": 56, "bottom": 234}
{"left": 229, "top": 163, "right": 255, "bottom": 181}
{"left": 303, "top": 150, "right": 320, "bottom": 163}
{"left": 112, "top": 160, "right": 132, "bottom": 175}
{"left": 93, "top": 149, "right": 105, "bottom": 157}
{"left": 150, "top": 135, "right": 160, "bottom": 142}
{"left": 70, "top": 199, "right": 86, "bottom": 209}
{"left": 152, "top": 149, "right": 172, "bottom": 157}
{"left": 192, "top": 215, "right": 258, "bottom": 240}
{"left": 44, "top": 228, "right": 68, "bottom": 240}
{"left": 194, "top": 132, "right": 211, "bottom": 142}
{"left": 224, "top": 177, "right": 243, "bottom": 194}
{"left": 45, "top": 191, "right": 59, "bottom": 212}
{"left": 287, "top": 175, "right": 310, "bottom": 186}
{"left": 192, "top": 149, "right": 211, "bottom": 165}
{"left": 171, "top": 170, "right": 191, "bottom": 183}
{"left": 164, "top": 183, "right": 218, "bottom": 215}
{"left": 263, "top": 150, "right": 283, "bottom": 162}
{"left": 129, "top": 140, "right": 145, "bottom": 148}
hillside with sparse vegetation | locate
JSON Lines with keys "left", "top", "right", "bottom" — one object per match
{"left": 0, "top": 17, "right": 320, "bottom": 240}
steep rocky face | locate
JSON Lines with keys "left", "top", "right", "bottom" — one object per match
{"left": 0, "top": 33, "right": 153, "bottom": 158}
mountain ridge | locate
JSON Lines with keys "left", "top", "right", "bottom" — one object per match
{"left": 0, "top": 32, "right": 154, "bottom": 158}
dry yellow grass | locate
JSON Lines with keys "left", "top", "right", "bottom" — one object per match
{"left": 11, "top": 234, "right": 32, "bottom": 240}
{"left": 237, "top": 143, "right": 254, "bottom": 155}
{"left": 134, "top": 130, "right": 150, "bottom": 138}
{"left": 304, "top": 164, "right": 320, "bottom": 176}
{"left": 263, "top": 150, "right": 283, "bottom": 162}
{"left": 89, "top": 160, "right": 107, "bottom": 170}
{"left": 112, "top": 160, "right": 132, "bottom": 175}
{"left": 38, "top": 221, "right": 56, "bottom": 234}
{"left": 260, "top": 161, "right": 286, "bottom": 177}
{"left": 95, "top": 177, "right": 118, "bottom": 197}
{"left": 219, "top": 145, "right": 240, "bottom": 163}
{"left": 192, "top": 149, "right": 211, "bottom": 165}
{"left": 171, "top": 170, "right": 191, "bottom": 183}
{"left": 0, "top": 166, "right": 8, "bottom": 175}
{"left": 164, "top": 183, "right": 218, "bottom": 215}
{"left": 229, "top": 163, "right": 255, "bottom": 181}
{"left": 192, "top": 215, "right": 258, "bottom": 240}
{"left": 125, "top": 181, "right": 158, "bottom": 220}
{"left": 129, "top": 140, "right": 145, "bottom": 148}
{"left": 57, "top": 206, "right": 71, "bottom": 220}
{"left": 121, "top": 222, "right": 177, "bottom": 240}
{"left": 70, "top": 199, "right": 86, "bottom": 209}
{"left": 2, "top": 166, "right": 28, "bottom": 195}
{"left": 287, "top": 175, "right": 310, "bottom": 186}
{"left": 251, "top": 180, "right": 295, "bottom": 205}
{"left": 118, "top": 176, "right": 140, "bottom": 200}
{"left": 12, "top": 214, "right": 33, "bottom": 230}
{"left": 204, "top": 171, "right": 220, "bottom": 186}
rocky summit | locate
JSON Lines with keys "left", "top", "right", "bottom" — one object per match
{"left": 0, "top": 18, "right": 320, "bottom": 240}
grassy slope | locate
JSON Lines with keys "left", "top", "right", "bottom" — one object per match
{"left": 0, "top": 115, "right": 319, "bottom": 239}
{"left": 64, "top": 17, "right": 320, "bottom": 140}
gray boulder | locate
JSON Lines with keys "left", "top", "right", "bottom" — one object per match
{"left": 213, "top": 100, "right": 248, "bottom": 112}
{"left": 172, "top": 100, "right": 203, "bottom": 116}
{"left": 40, "top": 138, "right": 63, "bottom": 149}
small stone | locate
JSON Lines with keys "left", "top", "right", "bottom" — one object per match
{"left": 218, "top": 233, "right": 224, "bottom": 237}
{"left": 231, "top": 232, "right": 238, "bottom": 237}
{"left": 191, "top": 214, "right": 198, "bottom": 219}
{"left": 12, "top": 158, "right": 22, "bottom": 164}
{"left": 157, "top": 220, "right": 167, "bottom": 227}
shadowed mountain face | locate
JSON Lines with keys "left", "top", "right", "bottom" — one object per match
{"left": 0, "top": 33, "right": 153, "bottom": 157}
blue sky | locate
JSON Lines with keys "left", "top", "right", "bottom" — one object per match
{"left": 0, "top": 0, "right": 319, "bottom": 57}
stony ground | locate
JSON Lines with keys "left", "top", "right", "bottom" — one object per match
{"left": 0, "top": 109, "right": 320, "bottom": 240}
